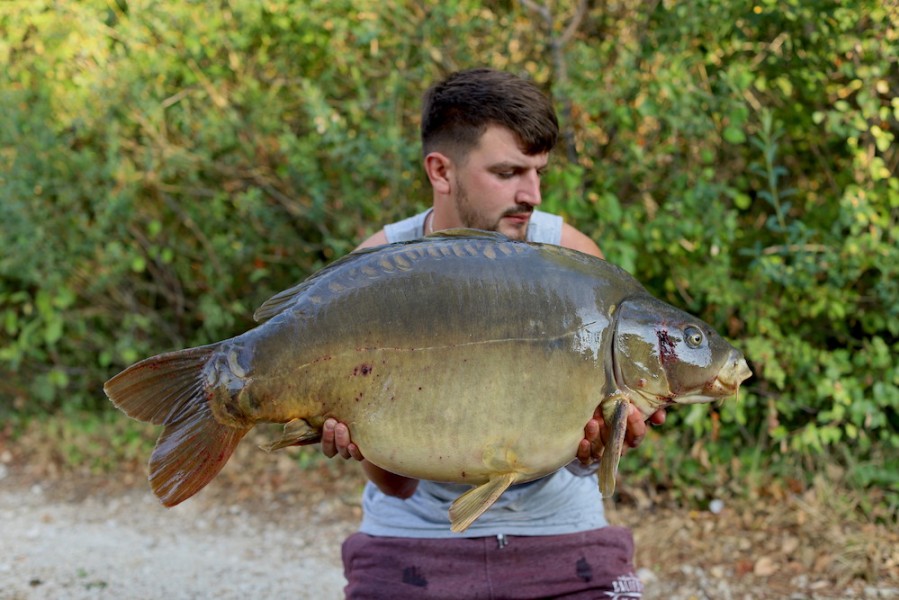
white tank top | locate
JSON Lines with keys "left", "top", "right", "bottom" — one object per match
{"left": 361, "top": 209, "right": 607, "bottom": 538}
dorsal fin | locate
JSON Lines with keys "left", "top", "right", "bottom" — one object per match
{"left": 253, "top": 229, "right": 512, "bottom": 323}
{"left": 252, "top": 247, "right": 382, "bottom": 323}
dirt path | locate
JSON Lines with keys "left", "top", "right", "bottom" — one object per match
{"left": 1, "top": 446, "right": 897, "bottom": 599}
{"left": 0, "top": 481, "right": 354, "bottom": 599}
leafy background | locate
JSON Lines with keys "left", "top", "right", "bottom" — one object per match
{"left": 1, "top": 0, "right": 896, "bottom": 517}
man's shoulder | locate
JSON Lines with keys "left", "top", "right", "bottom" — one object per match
{"left": 383, "top": 210, "right": 430, "bottom": 243}
{"left": 559, "top": 223, "right": 603, "bottom": 258}
{"left": 355, "top": 229, "right": 389, "bottom": 251}
{"left": 355, "top": 210, "right": 430, "bottom": 250}
{"left": 356, "top": 209, "right": 601, "bottom": 258}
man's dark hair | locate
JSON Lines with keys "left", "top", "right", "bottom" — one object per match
{"left": 421, "top": 68, "right": 559, "bottom": 160}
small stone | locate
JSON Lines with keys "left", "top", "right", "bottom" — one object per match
{"left": 753, "top": 556, "right": 778, "bottom": 577}
{"left": 636, "top": 567, "right": 657, "bottom": 583}
{"left": 781, "top": 536, "right": 800, "bottom": 554}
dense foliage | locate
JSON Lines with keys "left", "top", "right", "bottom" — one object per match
{"left": 1, "top": 1, "right": 896, "bottom": 504}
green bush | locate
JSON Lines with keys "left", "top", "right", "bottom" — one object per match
{"left": 545, "top": 0, "right": 897, "bottom": 503}
{"left": 1, "top": 1, "right": 896, "bottom": 503}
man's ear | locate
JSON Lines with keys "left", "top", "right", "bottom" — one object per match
{"left": 424, "top": 152, "right": 453, "bottom": 195}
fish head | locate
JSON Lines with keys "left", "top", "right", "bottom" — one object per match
{"left": 612, "top": 296, "right": 752, "bottom": 416}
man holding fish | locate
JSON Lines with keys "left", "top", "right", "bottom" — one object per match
{"left": 105, "top": 67, "right": 749, "bottom": 599}
{"left": 324, "top": 68, "right": 667, "bottom": 599}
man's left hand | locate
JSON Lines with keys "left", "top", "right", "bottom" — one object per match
{"left": 576, "top": 405, "right": 667, "bottom": 465}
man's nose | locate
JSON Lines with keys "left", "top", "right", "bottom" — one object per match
{"left": 516, "top": 170, "right": 542, "bottom": 206}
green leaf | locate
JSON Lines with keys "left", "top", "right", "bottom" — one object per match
{"left": 723, "top": 125, "right": 746, "bottom": 144}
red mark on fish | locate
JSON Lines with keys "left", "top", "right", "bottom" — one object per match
{"left": 353, "top": 364, "right": 373, "bottom": 376}
{"left": 657, "top": 330, "right": 678, "bottom": 365}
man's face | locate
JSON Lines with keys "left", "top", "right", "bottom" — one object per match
{"left": 450, "top": 125, "right": 548, "bottom": 240}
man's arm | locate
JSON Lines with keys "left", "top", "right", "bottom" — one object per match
{"left": 354, "top": 229, "right": 388, "bottom": 251}
{"left": 560, "top": 223, "right": 604, "bottom": 258}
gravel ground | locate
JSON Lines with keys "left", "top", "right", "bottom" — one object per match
{"left": 0, "top": 481, "right": 355, "bottom": 600}
{"left": 1, "top": 444, "right": 896, "bottom": 600}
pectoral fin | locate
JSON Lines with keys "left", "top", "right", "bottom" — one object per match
{"left": 598, "top": 396, "right": 629, "bottom": 497}
{"left": 259, "top": 418, "right": 321, "bottom": 452}
{"left": 448, "top": 472, "right": 518, "bottom": 533}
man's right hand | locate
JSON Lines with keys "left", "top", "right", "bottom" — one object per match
{"left": 321, "top": 418, "right": 365, "bottom": 461}
{"left": 320, "top": 417, "right": 419, "bottom": 499}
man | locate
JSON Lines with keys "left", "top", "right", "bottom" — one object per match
{"left": 322, "top": 68, "right": 665, "bottom": 598}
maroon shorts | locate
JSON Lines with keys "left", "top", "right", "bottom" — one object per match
{"left": 341, "top": 527, "right": 643, "bottom": 599}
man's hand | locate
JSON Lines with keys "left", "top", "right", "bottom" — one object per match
{"left": 320, "top": 418, "right": 419, "bottom": 498}
{"left": 321, "top": 418, "right": 365, "bottom": 461}
{"left": 576, "top": 405, "right": 667, "bottom": 465}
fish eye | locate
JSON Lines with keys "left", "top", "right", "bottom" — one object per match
{"left": 684, "top": 326, "right": 704, "bottom": 349}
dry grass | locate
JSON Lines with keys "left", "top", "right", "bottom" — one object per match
{"left": 608, "top": 468, "right": 898, "bottom": 598}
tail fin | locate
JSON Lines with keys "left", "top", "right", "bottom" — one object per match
{"left": 104, "top": 345, "right": 249, "bottom": 507}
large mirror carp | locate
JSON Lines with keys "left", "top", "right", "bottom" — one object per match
{"left": 105, "top": 230, "right": 751, "bottom": 532}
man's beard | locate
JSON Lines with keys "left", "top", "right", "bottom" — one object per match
{"left": 454, "top": 181, "right": 531, "bottom": 241}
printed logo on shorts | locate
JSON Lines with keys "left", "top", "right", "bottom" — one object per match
{"left": 604, "top": 573, "right": 643, "bottom": 599}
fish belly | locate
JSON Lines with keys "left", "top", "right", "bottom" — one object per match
{"left": 299, "top": 339, "right": 599, "bottom": 485}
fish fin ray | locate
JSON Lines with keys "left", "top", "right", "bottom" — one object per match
{"left": 253, "top": 278, "right": 323, "bottom": 323}
{"left": 599, "top": 396, "right": 629, "bottom": 497}
{"left": 105, "top": 343, "right": 249, "bottom": 506}
{"left": 253, "top": 248, "right": 384, "bottom": 322}
{"left": 259, "top": 418, "right": 321, "bottom": 452}
{"left": 104, "top": 345, "right": 219, "bottom": 425}
{"left": 254, "top": 231, "right": 508, "bottom": 323}
{"left": 449, "top": 472, "right": 518, "bottom": 533}
{"left": 149, "top": 403, "right": 249, "bottom": 506}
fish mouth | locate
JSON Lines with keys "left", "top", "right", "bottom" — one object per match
{"left": 705, "top": 353, "right": 752, "bottom": 398}
{"left": 654, "top": 353, "right": 751, "bottom": 409}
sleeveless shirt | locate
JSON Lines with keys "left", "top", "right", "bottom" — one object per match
{"left": 361, "top": 209, "right": 607, "bottom": 538}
